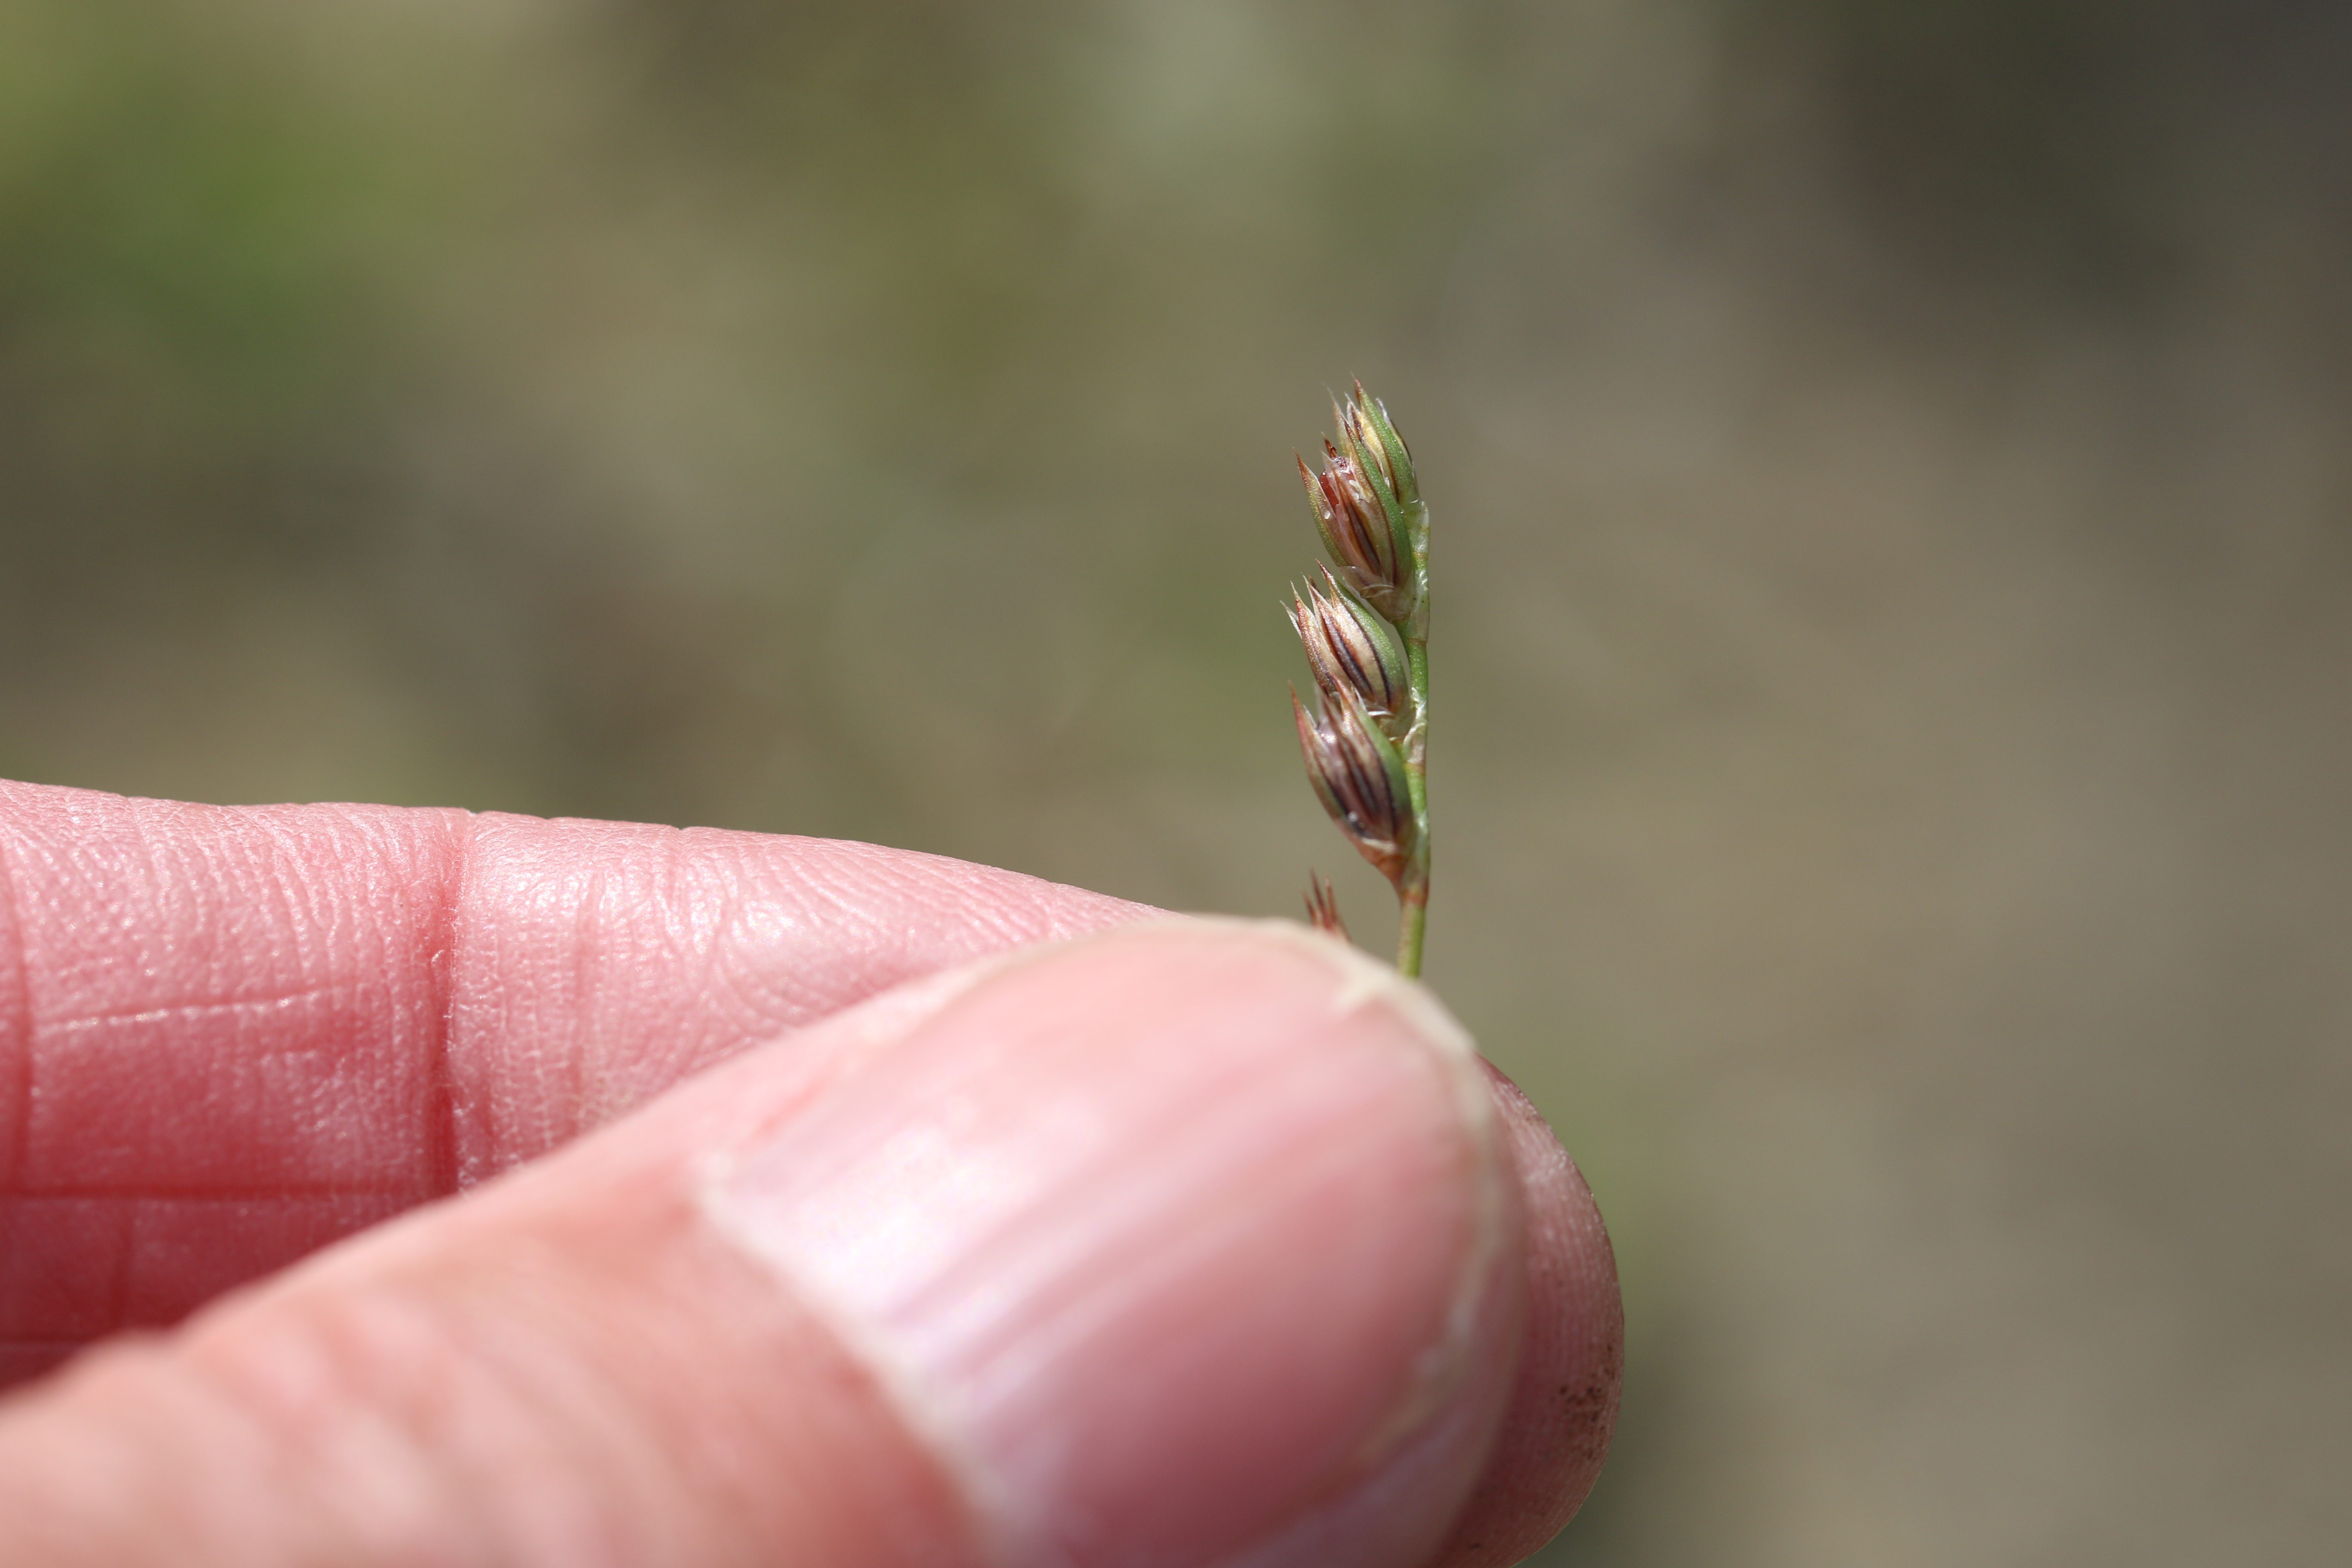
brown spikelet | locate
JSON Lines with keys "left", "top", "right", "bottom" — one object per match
{"left": 1288, "top": 567, "right": 1410, "bottom": 734}
{"left": 1290, "top": 685, "right": 1416, "bottom": 883}
{"left": 1300, "top": 445, "right": 1409, "bottom": 621}
{"left": 1302, "top": 872, "right": 1350, "bottom": 939}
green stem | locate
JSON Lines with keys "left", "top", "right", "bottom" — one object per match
{"left": 1403, "top": 636, "right": 1430, "bottom": 813}
{"left": 1395, "top": 629, "right": 1431, "bottom": 977}
{"left": 1395, "top": 877, "right": 1428, "bottom": 977}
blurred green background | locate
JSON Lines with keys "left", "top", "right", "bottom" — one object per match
{"left": 4, "top": 1, "right": 2348, "bottom": 1561}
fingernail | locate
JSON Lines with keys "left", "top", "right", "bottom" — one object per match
{"left": 702, "top": 920, "right": 1519, "bottom": 1568}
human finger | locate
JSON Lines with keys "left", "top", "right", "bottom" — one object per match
{"left": 0, "top": 922, "right": 1537, "bottom": 1568}
{"left": 0, "top": 780, "right": 1146, "bottom": 1384}
{"left": 1425, "top": 1065, "right": 1622, "bottom": 1565}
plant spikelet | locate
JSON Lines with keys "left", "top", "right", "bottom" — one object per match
{"left": 1284, "top": 381, "right": 1432, "bottom": 973}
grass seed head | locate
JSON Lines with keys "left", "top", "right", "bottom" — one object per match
{"left": 1286, "top": 382, "right": 1431, "bottom": 975}
{"left": 1289, "top": 567, "right": 1411, "bottom": 737}
{"left": 1345, "top": 380, "right": 1419, "bottom": 513}
{"left": 1299, "top": 443, "right": 1414, "bottom": 622}
{"left": 1290, "top": 683, "right": 1418, "bottom": 884}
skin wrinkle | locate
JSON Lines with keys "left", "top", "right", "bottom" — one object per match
{"left": 440, "top": 829, "right": 511, "bottom": 1188}
{"left": 712, "top": 897, "right": 811, "bottom": 1045}
{"left": 31, "top": 808, "right": 368, "bottom": 1164}
{"left": 746, "top": 854, "right": 862, "bottom": 1026}
{"left": 698, "top": 861, "right": 756, "bottom": 1042}
{"left": 796, "top": 841, "right": 1037, "bottom": 1006}
{"left": 799, "top": 857, "right": 905, "bottom": 1007}
{"left": 702, "top": 845, "right": 818, "bottom": 1048}
{"left": 245, "top": 823, "right": 307, "bottom": 1003}
{"left": 431, "top": 814, "right": 1146, "bottom": 1187}
{"left": 677, "top": 840, "right": 769, "bottom": 1078}
{"left": 752, "top": 847, "right": 871, "bottom": 1008}
{"left": 41, "top": 988, "right": 346, "bottom": 1035}
{"left": 459, "top": 823, "right": 590, "bottom": 1182}
{"left": 34, "top": 983, "right": 394, "bottom": 1193}
{"left": 423, "top": 808, "right": 475, "bottom": 1204}
{"left": 656, "top": 843, "right": 750, "bottom": 1118}
{"left": 0, "top": 785, "right": 1153, "bottom": 1378}
{"left": 556, "top": 854, "right": 608, "bottom": 1174}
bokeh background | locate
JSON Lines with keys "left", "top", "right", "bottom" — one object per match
{"left": 4, "top": 1, "right": 2349, "bottom": 1561}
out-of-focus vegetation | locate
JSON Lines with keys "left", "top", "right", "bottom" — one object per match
{"left": 5, "top": 2, "right": 2349, "bottom": 1562}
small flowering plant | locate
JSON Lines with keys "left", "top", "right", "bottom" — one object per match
{"left": 1288, "top": 384, "right": 1432, "bottom": 976}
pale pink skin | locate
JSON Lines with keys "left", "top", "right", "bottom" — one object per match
{"left": 0, "top": 780, "right": 1620, "bottom": 1568}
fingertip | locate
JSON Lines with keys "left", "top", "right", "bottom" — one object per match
{"left": 0, "top": 919, "right": 1535, "bottom": 1568}
{"left": 702, "top": 918, "right": 1526, "bottom": 1568}
{"left": 1429, "top": 1061, "right": 1626, "bottom": 1565}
